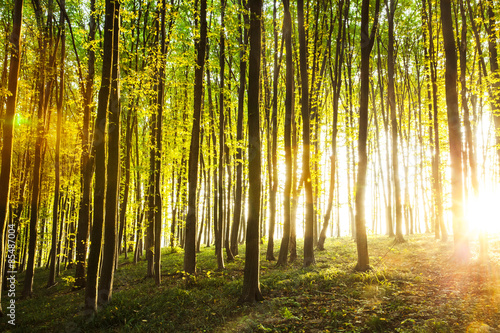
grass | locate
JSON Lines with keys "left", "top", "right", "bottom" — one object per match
{"left": 2, "top": 233, "right": 500, "bottom": 332}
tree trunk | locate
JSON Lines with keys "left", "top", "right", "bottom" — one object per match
{"left": 84, "top": 0, "right": 116, "bottom": 312}
{"left": 276, "top": 0, "right": 293, "bottom": 266}
{"left": 440, "top": 0, "right": 468, "bottom": 261}
{"left": 297, "top": 0, "right": 315, "bottom": 267}
{"left": 99, "top": 0, "right": 120, "bottom": 304}
{"left": 217, "top": 0, "right": 228, "bottom": 268}
{"left": 0, "top": 0, "right": 23, "bottom": 314}
{"left": 387, "top": 0, "right": 405, "bottom": 244}
{"left": 354, "top": 0, "right": 380, "bottom": 272}
{"left": 184, "top": 0, "right": 207, "bottom": 274}
{"left": 48, "top": 8, "right": 65, "bottom": 287}
{"left": 239, "top": 0, "right": 263, "bottom": 303}
{"left": 23, "top": 0, "right": 52, "bottom": 297}
{"left": 74, "top": 0, "right": 96, "bottom": 290}
{"left": 230, "top": 0, "right": 249, "bottom": 257}
{"left": 318, "top": 0, "right": 347, "bottom": 251}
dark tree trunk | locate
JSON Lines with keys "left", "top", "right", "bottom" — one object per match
{"left": 99, "top": 0, "right": 120, "bottom": 304}
{"left": 184, "top": 0, "right": 207, "bottom": 274}
{"left": 440, "top": 0, "right": 468, "bottom": 261}
{"left": 0, "top": 0, "right": 23, "bottom": 315}
{"left": 217, "top": 0, "right": 228, "bottom": 268}
{"left": 276, "top": 0, "right": 293, "bottom": 266}
{"left": 297, "top": 0, "right": 315, "bottom": 267}
{"left": 84, "top": 0, "right": 116, "bottom": 312}
{"left": 239, "top": 0, "right": 263, "bottom": 304}
{"left": 387, "top": 0, "right": 405, "bottom": 244}
{"left": 354, "top": 0, "right": 380, "bottom": 272}
{"left": 23, "top": 0, "right": 53, "bottom": 298}
{"left": 318, "top": 0, "right": 347, "bottom": 251}
{"left": 74, "top": 0, "right": 96, "bottom": 290}
{"left": 230, "top": 0, "right": 249, "bottom": 256}
{"left": 48, "top": 8, "right": 65, "bottom": 287}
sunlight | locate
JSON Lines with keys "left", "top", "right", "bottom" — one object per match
{"left": 466, "top": 189, "right": 500, "bottom": 234}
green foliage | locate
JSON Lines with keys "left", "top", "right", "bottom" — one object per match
{"left": 5, "top": 234, "right": 500, "bottom": 332}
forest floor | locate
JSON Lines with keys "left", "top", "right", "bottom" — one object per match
{"left": 2, "top": 233, "right": 500, "bottom": 332}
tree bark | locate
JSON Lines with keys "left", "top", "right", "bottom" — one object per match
{"left": 48, "top": 6, "right": 65, "bottom": 287}
{"left": 440, "top": 0, "right": 468, "bottom": 261}
{"left": 230, "top": 0, "right": 249, "bottom": 257}
{"left": 297, "top": 0, "right": 315, "bottom": 267}
{"left": 354, "top": 0, "right": 380, "bottom": 272}
{"left": 318, "top": 0, "right": 347, "bottom": 250}
{"left": 74, "top": 0, "right": 96, "bottom": 290}
{"left": 0, "top": 0, "right": 23, "bottom": 315}
{"left": 84, "top": 0, "right": 115, "bottom": 312}
{"left": 184, "top": 0, "right": 207, "bottom": 274}
{"left": 99, "top": 0, "right": 120, "bottom": 304}
{"left": 239, "top": 0, "right": 263, "bottom": 303}
{"left": 387, "top": 0, "right": 405, "bottom": 244}
{"left": 276, "top": 0, "right": 293, "bottom": 266}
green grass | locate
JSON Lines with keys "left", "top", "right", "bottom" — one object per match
{"left": 2, "top": 233, "right": 500, "bottom": 332}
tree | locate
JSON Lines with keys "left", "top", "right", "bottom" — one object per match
{"left": 318, "top": 0, "right": 348, "bottom": 251}
{"left": 184, "top": 0, "right": 207, "bottom": 274}
{"left": 99, "top": 0, "right": 121, "bottom": 304}
{"left": 439, "top": 0, "right": 468, "bottom": 261}
{"left": 354, "top": 0, "right": 380, "bottom": 272}
{"left": 297, "top": 0, "right": 315, "bottom": 267}
{"left": 230, "top": 0, "right": 249, "bottom": 257}
{"left": 239, "top": 0, "right": 263, "bottom": 303}
{"left": 48, "top": 0, "right": 65, "bottom": 287}
{"left": 84, "top": 0, "right": 116, "bottom": 312}
{"left": 0, "top": 0, "right": 23, "bottom": 315}
{"left": 74, "top": 0, "right": 96, "bottom": 290}
{"left": 276, "top": 0, "right": 293, "bottom": 266}
{"left": 387, "top": 0, "right": 404, "bottom": 244}
{"left": 23, "top": 0, "right": 55, "bottom": 298}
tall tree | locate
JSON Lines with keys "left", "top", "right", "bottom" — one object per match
{"left": 276, "top": 0, "right": 293, "bottom": 266}
{"left": 48, "top": 2, "right": 65, "bottom": 287}
{"left": 239, "top": 0, "right": 263, "bottom": 303}
{"left": 230, "top": 0, "right": 249, "bottom": 256}
{"left": 387, "top": 0, "right": 404, "bottom": 243}
{"left": 74, "top": 0, "right": 96, "bottom": 290}
{"left": 0, "top": 0, "right": 23, "bottom": 315}
{"left": 318, "top": 0, "right": 347, "bottom": 250}
{"left": 439, "top": 0, "right": 468, "bottom": 261}
{"left": 99, "top": 0, "right": 120, "bottom": 304}
{"left": 297, "top": 0, "right": 315, "bottom": 267}
{"left": 23, "top": 0, "right": 55, "bottom": 298}
{"left": 354, "top": 0, "right": 380, "bottom": 272}
{"left": 184, "top": 0, "right": 207, "bottom": 274}
{"left": 84, "top": 0, "right": 116, "bottom": 312}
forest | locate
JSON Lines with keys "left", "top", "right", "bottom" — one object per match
{"left": 0, "top": 0, "right": 500, "bottom": 330}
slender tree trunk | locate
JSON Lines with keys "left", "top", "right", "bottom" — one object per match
{"left": 297, "top": 0, "right": 315, "bottom": 267}
{"left": 387, "top": 0, "right": 404, "bottom": 243}
{"left": 230, "top": 0, "right": 248, "bottom": 256}
{"left": 0, "top": 0, "right": 23, "bottom": 314}
{"left": 276, "top": 0, "right": 293, "bottom": 266}
{"left": 99, "top": 1, "right": 120, "bottom": 304}
{"left": 23, "top": 0, "right": 52, "bottom": 297}
{"left": 239, "top": 0, "right": 263, "bottom": 303}
{"left": 84, "top": 0, "right": 115, "bottom": 312}
{"left": 318, "top": 0, "right": 347, "bottom": 250}
{"left": 440, "top": 0, "right": 468, "bottom": 261}
{"left": 184, "top": 0, "right": 207, "bottom": 274}
{"left": 48, "top": 9, "right": 65, "bottom": 287}
{"left": 74, "top": 0, "right": 96, "bottom": 290}
{"left": 355, "top": 0, "right": 380, "bottom": 272}
{"left": 217, "top": 0, "right": 227, "bottom": 268}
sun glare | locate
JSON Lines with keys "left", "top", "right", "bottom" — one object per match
{"left": 466, "top": 189, "right": 500, "bottom": 234}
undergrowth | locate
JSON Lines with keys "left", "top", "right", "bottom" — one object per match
{"left": 2, "top": 233, "right": 500, "bottom": 332}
